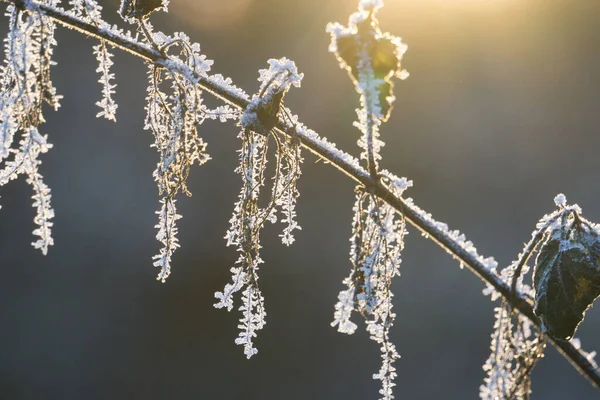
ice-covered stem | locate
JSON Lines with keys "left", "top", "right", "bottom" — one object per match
{"left": 2, "top": 0, "right": 599, "bottom": 389}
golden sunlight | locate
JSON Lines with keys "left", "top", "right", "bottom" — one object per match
{"left": 169, "top": 0, "right": 254, "bottom": 30}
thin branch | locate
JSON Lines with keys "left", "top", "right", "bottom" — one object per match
{"left": 3, "top": 0, "right": 599, "bottom": 390}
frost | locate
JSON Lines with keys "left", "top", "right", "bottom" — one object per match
{"left": 119, "top": 0, "right": 168, "bottom": 21}
{"left": 0, "top": 3, "right": 60, "bottom": 254}
{"left": 554, "top": 193, "right": 566, "bottom": 208}
{"left": 327, "top": 1, "right": 408, "bottom": 124}
{"left": 571, "top": 338, "right": 599, "bottom": 369}
{"left": 144, "top": 37, "right": 212, "bottom": 279}
{"left": 215, "top": 60, "right": 304, "bottom": 357}
{"left": 216, "top": 127, "right": 268, "bottom": 358}
{"left": 533, "top": 207, "right": 600, "bottom": 340}
{"left": 480, "top": 302, "right": 545, "bottom": 400}
{"left": 331, "top": 287, "right": 358, "bottom": 334}
{"left": 93, "top": 41, "right": 118, "bottom": 121}
{"left": 1, "top": 2, "right": 598, "bottom": 399}
{"left": 327, "top": 0, "right": 408, "bottom": 179}
{"left": 153, "top": 198, "right": 181, "bottom": 282}
{"left": 235, "top": 285, "right": 266, "bottom": 359}
{"left": 480, "top": 196, "right": 600, "bottom": 398}
{"left": 333, "top": 188, "right": 406, "bottom": 400}
{"left": 69, "top": 0, "right": 103, "bottom": 24}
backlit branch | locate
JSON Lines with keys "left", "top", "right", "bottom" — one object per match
{"left": 2, "top": 0, "right": 599, "bottom": 390}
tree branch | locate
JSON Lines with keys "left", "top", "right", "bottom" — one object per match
{"left": 3, "top": 0, "right": 599, "bottom": 389}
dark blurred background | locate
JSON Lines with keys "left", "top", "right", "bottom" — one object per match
{"left": 0, "top": 0, "right": 599, "bottom": 398}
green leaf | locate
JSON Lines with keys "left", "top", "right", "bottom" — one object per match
{"left": 533, "top": 216, "right": 600, "bottom": 339}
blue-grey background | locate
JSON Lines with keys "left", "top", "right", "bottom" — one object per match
{"left": 0, "top": 0, "right": 599, "bottom": 398}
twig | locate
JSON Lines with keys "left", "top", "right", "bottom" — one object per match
{"left": 2, "top": 0, "right": 599, "bottom": 390}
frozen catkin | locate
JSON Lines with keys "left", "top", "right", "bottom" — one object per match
{"left": 0, "top": 2, "right": 61, "bottom": 254}
{"left": 215, "top": 58, "right": 304, "bottom": 358}
{"left": 332, "top": 175, "right": 410, "bottom": 400}
{"left": 142, "top": 28, "right": 216, "bottom": 281}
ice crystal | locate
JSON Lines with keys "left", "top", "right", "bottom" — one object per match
{"left": 70, "top": 0, "right": 119, "bottom": 122}
{"left": 93, "top": 41, "right": 117, "bottom": 121}
{"left": 570, "top": 337, "right": 599, "bottom": 370}
{"left": 216, "top": 127, "right": 269, "bottom": 358}
{"left": 235, "top": 285, "right": 267, "bottom": 359}
{"left": 481, "top": 235, "right": 544, "bottom": 399}
{"left": 554, "top": 193, "right": 566, "bottom": 208}
{"left": 327, "top": 0, "right": 408, "bottom": 123}
{"left": 333, "top": 187, "right": 407, "bottom": 400}
{"left": 152, "top": 197, "right": 181, "bottom": 282}
{"left": 68, "top": 0, "right": 103, "bottom": 24}
{"left": 0, "top": 127, "right": 54, "bottom": 254}
{"left": 215, "top": 59, "right": 304, "bottom": 357}
{"left": 144, "top": 33, "right": 212, "bottom": 279}
{"left": 0, "top": 3, "right": 60, "bottom": 254}
{"left": 480, "top": 301, "right": 545, "bottom": 400}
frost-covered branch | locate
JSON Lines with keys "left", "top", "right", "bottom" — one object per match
{"left": 1, "top": 0, "right": 599, "bottom": 393}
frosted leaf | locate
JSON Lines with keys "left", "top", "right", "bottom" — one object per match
{"left": 533, "top": 209, "right": 600, "bottom": 339}
{"left": 570, "top": 338, "right": 599, "bottom": 369}
{"left": 272, "top": 128, "right": 303, "bottom": 246}
{"left": 327, "top": 2, "right": 408, "bottom": 123}
{"left": 327, "top": 1, "right": 408, "bottom": 179}
{"left": 380, "top": 169, "right": 412, "bottom": 196}
{"left": 480, "top": 196, "right": 600, "bottom": 398}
